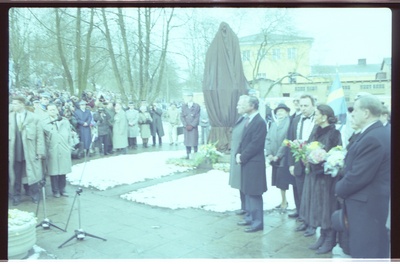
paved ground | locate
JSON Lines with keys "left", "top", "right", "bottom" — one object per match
{"left": 8, "top": 143, "right": 350, "bottom": 260}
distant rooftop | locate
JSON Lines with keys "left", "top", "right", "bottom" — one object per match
{"left": 310, "top": 59, "right": 382, "bottom": 77}
{"left": 239, "top": 33, "right": 314, "bottom": 45}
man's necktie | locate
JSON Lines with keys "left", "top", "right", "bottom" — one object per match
{"left": 244, "top": 117, "right": 250, "bottom": 127}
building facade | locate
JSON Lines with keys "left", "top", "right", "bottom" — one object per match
{"left": 239, "top": 33, "right": 391, "bottom": 110}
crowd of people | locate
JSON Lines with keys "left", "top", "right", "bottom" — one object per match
{"left": 229, "top": 91, "right": 391, "bottom": 258}
{"left": 8, "top": 88, "right": 210, "bottom": 205}
{"left": 8, "top": 86, "right": 391, "bottom": 259}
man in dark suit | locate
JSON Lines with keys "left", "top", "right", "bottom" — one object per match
{"left": 335, "top": 95, "right": 390, "bottom": 258}
{"left": 235, "top": 95, "right": 267, "bottom": 232}
{"left": 287, "top": 94, "right": 316, "bottom": 236}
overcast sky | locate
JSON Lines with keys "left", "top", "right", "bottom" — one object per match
{"left": 197, "top": 7, "right": 391, "bottom": 66}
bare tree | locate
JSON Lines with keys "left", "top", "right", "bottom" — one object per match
{"left": 9, "top": 9, "right": 30, "bottom": 88}
{"left": 55, "top": 9, "right": 74, "bottom": 95}
{"left": 250, "top": 9, "right": 296, "bottom": 89}
{"left": 101, "top": 8, "right": 126, "bottom": 101}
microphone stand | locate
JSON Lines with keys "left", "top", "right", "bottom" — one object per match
{"left": 59, "top": 133, "right": 106, "bottom": 248}
{"left": 35, "top": 178, "right": 65, "bottom": 232}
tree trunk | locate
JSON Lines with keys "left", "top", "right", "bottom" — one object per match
{"left": 118, "top": 8, "right": 135, "bottom": 100}
{"left": 101, "top": 8, "right": 126, "bottom": 102}
{"left": 55, "top": 9, "right": 74, "bottom": 95}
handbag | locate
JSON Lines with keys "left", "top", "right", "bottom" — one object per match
{"left": 177, "top": 126, "right": 184, "bottom": 135}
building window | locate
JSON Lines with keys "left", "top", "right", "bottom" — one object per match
{"left": 272, "top": 49, "right": 281, "bottom": 60}
{"left": 307, "top": 86, "right": 317, "bottom": 91}
{"left": 242, "top": 50, "right": 250, "bottom": 62}
{"left": 295, "top": 86, "right": 305, "bottom": 92}
{"left": 283, "top": 93, "right": 290, "bottom": 97}
{"left": 343, "top": 85, "right": 350, "bottom": 90}
{"left": 287, "top": 48, "right": 297, "bottom": 60}
{"left": 360, "top": 84, "right": 372, "bottom": 89}
{"left": 373, "top": 83, "right": 385, "bottom": 89}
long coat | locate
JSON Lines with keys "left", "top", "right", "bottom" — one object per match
{"left": 335, "top": 121, "right": 390, "bottom": 258}
{"left": 126, "top": 108, "right": 139, "bottom": 138}
{"left": 9, "top": 110, "right": 45, "bottom": 188}
{"left": 265, "top": 117, "right": 290, "bottom": 163}
{"left": 42, "top": 116, "right": 72, "bottom": 176}
{"left": 112, "top": 110, "right": 129, "bottom": 149}
{"left": 265, "top": 116, "right": 291, "bottom": 187}
{"left": 150, "top": 107, "right": 165, "bottom": 137}
{"left": 237, "top": 113, "right": 267, "bottom": 195}
{"left": 300, "top": 124, "right": 342, "bottom": 229}
{"left": 74, "top": 108, "right": 92, "bottom": 149}
{"left": 138, "top": 111, "right": 153, "bottom": 139}
{"left": 180, "top": 102, "right": 200, "bottom": 147}
{"left": 229, "top": 115, "right": 246, "bottom": 189}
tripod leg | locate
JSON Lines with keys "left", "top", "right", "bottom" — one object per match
{"left": 58, "top": 234, "right": 78, "bottom": 248}
{"left": 84, "top": 232, "right": 107, "bottom": 241}
{"left": 49, "top": 222, "right": 66, "bottom": 232}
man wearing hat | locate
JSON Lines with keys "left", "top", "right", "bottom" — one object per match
{"left": 180, "top": 91, "right": 200, "bottom": 159}
{"left": 265, "top": 103, "right": 292, "bottom": 212}
{"left": 74, "top": 100, "right": 93, "bottom": 157}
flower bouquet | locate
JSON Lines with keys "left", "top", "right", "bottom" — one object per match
{"left": 282, "top": 139, "right": 308, "bottom": 163}
{"left": 305, "top": 141, "right": 327, "bottom": 164}
{"left": 324, "top": 146, "right": 346, "bottom": 177}
{"left": 196, "top": 141, "right": 224, "bottom": 165}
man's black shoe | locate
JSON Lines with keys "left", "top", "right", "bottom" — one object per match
{"left": 237, "top": 221, "right": 251, "bottom": 226}
{"left": 288, "top": 212, "right": 299, "bottom": 218}
{"left": 295, "top": 223, "right": 307, "bottom": 231}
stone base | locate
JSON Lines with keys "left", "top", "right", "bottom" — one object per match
{"left": 8, "top": 218, "right": 37, "bottom": 259}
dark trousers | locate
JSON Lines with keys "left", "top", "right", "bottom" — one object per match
{"left": 13, "top": 160, "right": 39, "bottom": 202}
{"left": 98, "top": 134, "right": 111, "bottom": 154}
{"left": 13, "top": 160, "right": 25, "bottom": 199}
{"left": 294, "top": 174, "right": 305, "bottom": 215}
{"left": 240, "top": 190, "right": 246, "bottom": 211}
{"left": 50, "top": 175, "right": 67, "bottom": 195}
{"left": 128, "top": 137, "right": 137, "bottom": 147}
{"left": 152, "top": 136, "right": 162, "bottom": 145}
{"left": 186, "top": 146, "right": 198, "bottom": 154}
{"left": 244, "top": 194, "right": 264, "bottom": 229}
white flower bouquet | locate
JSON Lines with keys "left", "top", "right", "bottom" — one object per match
{"left": 324, "top": 146, "right": 346, "bottom": 177}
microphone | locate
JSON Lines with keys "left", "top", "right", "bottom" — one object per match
{"left": 49, "top": 116, "right": 63, "bottom": 124}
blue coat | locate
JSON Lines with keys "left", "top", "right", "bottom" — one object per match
{"left": 237, "top": 113, "right": 267, "bottom": 195}
{"left": 335, "top": 121, "right": 390, "bottom": 258}
{"left": 74, "top": 108, "right": 92, "bottom": 149}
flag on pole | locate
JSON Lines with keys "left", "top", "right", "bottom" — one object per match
{"left": 327, "top": 73, "right": 347, "bottom": 125}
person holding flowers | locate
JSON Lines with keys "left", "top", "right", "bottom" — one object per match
{"left": 301, "top": 104, "right": 342, "bottom": 254}
{"left": 287, "top": 94, "right": 316, "bottom": 232}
